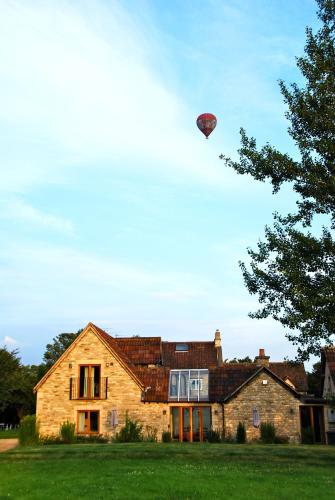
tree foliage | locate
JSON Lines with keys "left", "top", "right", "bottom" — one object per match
{"left": 42, "top": 330, "right": 83, "bottom": 368}
{"left": 0, "top": 348, "right": 39, "bottom": 422}
{"left": 220, "top": 0, "right": 335, "bottom": 360}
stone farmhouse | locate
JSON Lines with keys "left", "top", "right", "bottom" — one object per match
{"left": 34, "top": 322, "right": 326, "bottom": 443}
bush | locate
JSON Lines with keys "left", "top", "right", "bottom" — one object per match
{"left": 260, "top": 422, "right": 276, "bottom": 444}
{"left": 143, "top": 425, "right": 157, "bottom": 442}
{"left": 274, "top": 434, "right": 289, "bottom": 444}
{"left": 236, "top": 422, "right": 246, "bottom": 444}
{"left": 162, "top": 431, "right": 172, "bottom": 443}
{"left": 113, "top": 413, "right": 143, "bottom": 442}
{"left": 19, "top": 415, "right": 39, "bottom": 446}
{"left": 206, "top": 429, "right": 222, "bottom": 443}
{"left": 39, "top": 435, "right": 63, "bottom": 445}
{"left": 60, "top": 420, "right": 76, "bottom": 444}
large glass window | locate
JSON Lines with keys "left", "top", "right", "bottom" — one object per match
{"left": 168, "top": 370, "right": 209, "bottom": 401}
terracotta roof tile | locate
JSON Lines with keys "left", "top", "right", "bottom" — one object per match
{"left": 269, "top": 362, "right": 308, "bottom": 392}
{"left": 115, "top": 337, "right": 162, "bottom": 365}
{"left": 161, "top": 341, "right": 218, "bottom": 369}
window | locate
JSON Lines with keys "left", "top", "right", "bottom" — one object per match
{"left": 77, "top": 410, "right": 99, "bottom": 434}
{"left": 79, "top": 365, "right": 101, "bottom": 399}
{"left": 175, "top": 344, "right": 189, "bottom": 352}
{"left": 168, "top": 370, "right": 208, "bottom": 401}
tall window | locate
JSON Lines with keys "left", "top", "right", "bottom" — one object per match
{"left": 77, "top": 410, "right": 99, "bottom": 434}
{"left": 168, "top": 370, "right": 209, "bottom": 401}
{"left": 79, "top": 365, "right": 101, "bottom": 398}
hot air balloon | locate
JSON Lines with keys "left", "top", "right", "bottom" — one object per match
{"left": 196, "top": 113, "right": 217, "bottom": 139}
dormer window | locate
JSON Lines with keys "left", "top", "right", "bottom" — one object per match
{"left": 169, "top": 369, "right": 208, "bottom": 401}
{"left": 175, "top": 344, "right": 189, "bottom": 352}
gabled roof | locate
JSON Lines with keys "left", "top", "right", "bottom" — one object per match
{"left": 321, "top": 346, "right": 335, "bottom": 387}
{"left": 224, "top": 366, "right": 300, "bottom": 402}
{"left": 269, "top": 362, "right": 308, "bottom": 393}
{"left": 161, "top": 341, "right": 218, "bottom": 369}
{"left": 34, "top": 323, "right": 144, "bottom": 393}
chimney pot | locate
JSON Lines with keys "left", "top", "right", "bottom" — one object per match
{"left": 259, "top": 348, "right": 265, "bottom": 357}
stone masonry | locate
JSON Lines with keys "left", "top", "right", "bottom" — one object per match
{"left": 224, "top": 371, "right": 301, "bottom": 443}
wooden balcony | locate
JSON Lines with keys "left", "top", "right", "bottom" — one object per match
{"left": 69, "top": 377, "right": 108, "bottom": 400}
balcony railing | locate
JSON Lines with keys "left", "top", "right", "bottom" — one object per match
{"left": 69, "top": 377, "right": 108, "bottom": 400}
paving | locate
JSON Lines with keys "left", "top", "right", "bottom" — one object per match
{"left": 0, "top": 439, "right": 19, "bottom": 452}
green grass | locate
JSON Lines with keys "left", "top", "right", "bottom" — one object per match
{"left": 0, "top": 443, "right": 335, "bottom": 499}
{"left": 0, "top": 429, "right": 19, "bottom": 439}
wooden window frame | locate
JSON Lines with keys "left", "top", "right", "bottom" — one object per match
{"left": 170, "top": 406, "right": 211, "bottom": 442}
{"left": 77, "top": 410, "right": 100, "bottom": 435}
{"left": 78, "top": 364, "right": 101, "bottom": 400}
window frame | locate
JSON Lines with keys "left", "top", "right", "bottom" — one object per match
{"left": 168, "top": 369, "right": 208, "bottom": 402}
{"left": 78, "top": 364, "right": 101, "bottom": 400}
{"left": 77, "top": 410, "right": 100, "bottom": 435}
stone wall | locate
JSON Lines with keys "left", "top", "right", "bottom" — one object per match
{"left": 36, "top": 326, "right": 222, "bottom": 440}
{"left": 223, "top": 371, "right": 301, "bottom": 443}
{"left": 36, "top": 327, "right": 168, "bottom": 438}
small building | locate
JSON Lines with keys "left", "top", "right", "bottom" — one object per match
{"left": 34, "top": 322, "right": 321, "bottom": 443}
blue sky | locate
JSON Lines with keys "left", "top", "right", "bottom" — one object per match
{"left": 0, "top": 0, "right": 319, "bottom": 366}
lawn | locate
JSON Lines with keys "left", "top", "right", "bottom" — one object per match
{"left": 0, "top": 429, "right": 19, "bottom": 439}
{"left": 0, "top": 443, "right": 335, "bottom": 499}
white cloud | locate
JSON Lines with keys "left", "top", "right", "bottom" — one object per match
{"left": 0, "top": 0, "right": 238, "bottom": 193}
{"left": 0, "top": 198, "right": 74, "bottom": 234}
{"left": 3, "top": 335, "right": 18, "bottom": 346}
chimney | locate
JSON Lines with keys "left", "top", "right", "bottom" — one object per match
{"left": 255, "top": 348, "right": 270, "bottom": 367}
{"left": 214, "top": 329, "right": 221, "bottom": 348}
{"left": 214, "top": 329, "right": 223, "bottom": 366}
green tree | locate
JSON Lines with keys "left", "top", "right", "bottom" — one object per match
{"left": 307, "top": 361, "right": 322, "bottom": 395}
{"left": 42, "top": 329, "right": 83, "bottom": 368}
{"left": 224, "top": 356, "right": 253, "bottom": 363}
{"left": 220, "top": 0, "right": 335, "bottom": 360}
{"left": 0, "top": 349, "right": 39, "bottom": 422}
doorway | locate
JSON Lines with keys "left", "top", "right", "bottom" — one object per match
{"left": 300, "top": 406, "right": 325, "bottom": 444}
{"left": 171, "top": 407, "right": 211, "bottom": 442}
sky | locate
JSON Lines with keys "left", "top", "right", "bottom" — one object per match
{"left": 0, "top": 0, "right": 319, "bottom": 367}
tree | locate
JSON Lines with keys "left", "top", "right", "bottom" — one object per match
{"left": 220, "top": 0, "right": 335, "bottom": 360}
{"left": 224, "top": 356, "right": 253, "bottom": 363}
{"left": 42, "top": 329, "right": 83, "bottom": 368}
{"left": 307, "top": 361, "right": 322, "bottom": 395}
{"left": 0, "top": 349, "right": 39, "bottom": 423}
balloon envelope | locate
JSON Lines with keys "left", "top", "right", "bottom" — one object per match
{"left": 196, "top": 113, "right": 217, "bottom": 138}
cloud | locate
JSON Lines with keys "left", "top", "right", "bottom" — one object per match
{"left": 3, "top": 335, "right": 18, "bottom": 346}
{"left": 0, "top": 0, "right": 237, "bottom": 194}
{"left": 0, "top": 198, "right": 74, "bottom": 234}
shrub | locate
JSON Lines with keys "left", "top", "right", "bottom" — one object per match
{"left": 60, "top": 420, "right": 76, "bottom": 444}
{"left": 236, "top": 422, "right": 246, "bottom": 444}
{"left": 162, "top": 431, "right": 172, "bottom": 443}
{"left": 260, "top": 422, "right": 276, "bottom": 444}
{"left": 113, "top": 413, "right": 143, "bottom": 442}
{"left": 39, "top": 435, "right": 63, "bottom": 445}
{"left": 206, "top": 429, "right": 222, "bottom": 443}
{"left": 19, "top": 415, "right": 39, "bottom": 446}
{"left": 143, "top": 425, "right": 158, "bottom": 442}
{"left": 274, "top": 434, "right": 289, "bottom": 444}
